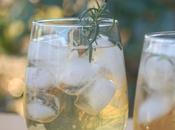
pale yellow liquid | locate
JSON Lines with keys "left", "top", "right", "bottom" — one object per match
{"left": 134, "top": 107, "right": 175, "bottom": 130}
{"left": 26, "top": 82, "right": 128, "bottom": 130}
{"left": 25, "top": 46, "right": 128, "bottom": 130}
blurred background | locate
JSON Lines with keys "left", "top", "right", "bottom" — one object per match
{"left": 1, "top": 0, "right": 175, "bottom": 117}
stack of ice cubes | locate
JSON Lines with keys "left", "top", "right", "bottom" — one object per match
{"left": 138, "top": 54, "right": 175, "bottom": 124}
{"left": 26, "top": 32, "right": 124, "bottom": 123}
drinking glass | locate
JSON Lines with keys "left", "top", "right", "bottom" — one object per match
{"left": 25, "top": 18, "right": 128, "bottom": 130}
{"left": 134, "top": 31, "right": 175, "bottom": 130}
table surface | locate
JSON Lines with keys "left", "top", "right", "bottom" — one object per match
{"left": 0, "top": 113, "right": 133, "bottom": 130}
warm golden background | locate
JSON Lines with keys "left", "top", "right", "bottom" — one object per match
{"left": 0, "top": 0, "right": 175, "bottom": 117}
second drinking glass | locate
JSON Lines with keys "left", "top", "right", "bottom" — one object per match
{"left": 134, "top": 31, "right": 175, "bottom": 130}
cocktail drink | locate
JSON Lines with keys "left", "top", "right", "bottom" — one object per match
{"left": 134, "top": 32, "right": 175, "bottom": 130}
{"left": 25, "top": 18, "right": 128, "bottom": 130}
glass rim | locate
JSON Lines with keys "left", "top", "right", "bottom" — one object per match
{"left": 32, "top": 17, "right": 118, "bottom": 28}
{"left": 145, "top": 31, "right": 175, "bottom": 41}
{"left": 144, "top": 31, "right": 175, "bottom": 56}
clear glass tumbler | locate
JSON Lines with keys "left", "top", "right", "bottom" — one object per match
{"left": 134, "top": 31, "right": 175, "bottom": 130}
{"left": 25, "top": 18, "right": 128, "bottom": 130}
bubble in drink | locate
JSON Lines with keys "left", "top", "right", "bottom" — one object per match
{"left": 138, "top": 94, "right": 173, "bottom": 124}
{"left": 26, "top": 92, "right": 60, "bottom": 123}
{"left": 144, "top": 56, "right": 174, "bottom": 92}
{"left": 26, "top": 67, "right": 56, "bottom": 90}
{"left": 59, "top": 56, "right": 95, "bottom": 95}
{"left": 75, "top": 77, "right": 116, "bottom": 115}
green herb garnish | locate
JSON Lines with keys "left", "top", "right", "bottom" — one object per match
{"left": 78, "top": 0, "right": 122, "bottom": 62}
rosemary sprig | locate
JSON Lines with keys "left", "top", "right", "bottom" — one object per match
{"left": 79, "top": 0, "right": 107, "bottom": 62}
{"left": 79, "top": 0, "right": 122, "bottom": 62}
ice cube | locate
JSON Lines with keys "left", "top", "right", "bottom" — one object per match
{"left": 27, "top": 102, "right": 56, "bottom": 123}
{"left": 93, "top": 46, "right": 126, "bottom": 88}
{"left": 26, "top": 67, "right": 56, "bottom": 90}
{"left": 28, "top": 34, "right": 69, "bottom": 67}
{"left": 144, "top": 56, "right": 174, "bottom": 92}
{"left": 138, "top": 94, "right": 173, "bottom": 124}
{"left": 59, "top": 56, "right": 95, "bottom": 95}
{"left": 27, "top": 92, "right": 60, "bottom": 123}
{"left": 96, "top": 34, "right": 113, "bottom": 47}
{"left": 75, "top": 77, "right": 116, "bottom": 115}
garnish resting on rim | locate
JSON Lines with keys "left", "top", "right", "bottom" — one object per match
{"left": 77, "top": 0, "right": 122, "bottom": 62}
